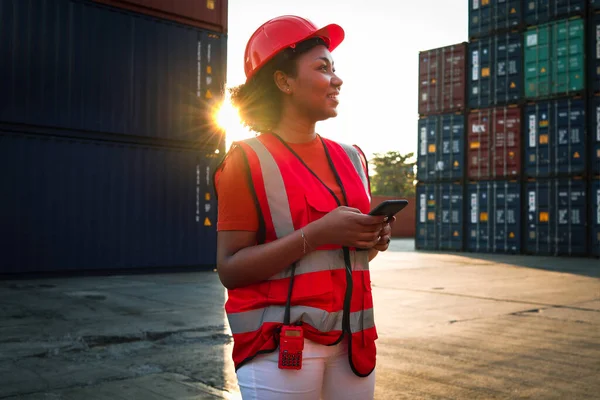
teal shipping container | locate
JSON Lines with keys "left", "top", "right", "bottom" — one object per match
{"left": 524, "top": 17, "right": 585, "bottom": 99}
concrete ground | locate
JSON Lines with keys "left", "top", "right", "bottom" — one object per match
{"left": 0, "top": 239, "right": 598, "bottom": 399}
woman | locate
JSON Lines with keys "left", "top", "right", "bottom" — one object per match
{"left": 215, "top": 15, "right": 393, "bottom": 400}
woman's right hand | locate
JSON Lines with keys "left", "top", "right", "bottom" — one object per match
{"left": 307, "top": 206, "right": 388, "bottom": 249}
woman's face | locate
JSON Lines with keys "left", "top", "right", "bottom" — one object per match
{"left": 287, "top": 45, "right": 343, "bottom": 121}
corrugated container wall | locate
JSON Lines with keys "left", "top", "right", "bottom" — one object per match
{"left": 93, "top": 0, "right": 228, "bottom": 32}
{"left": 524, "top": 0, "right": 585, "bottom": 26}
{"left": 469, "top": 0, "right": 522, "bottom": 39}
{"left": 467, "top": 181, "right": 521, "bottom": 253}
{"left": 590, "top": 96, "right": 600, "bottom": 175}
{"left": 525, "top": 179, "right": 587, "bottom": 255}
{"left": 524, "top": 18, "right": 585, "bottom": 99}
{"left": 469, "top": 31, "right": 523, "bottom": 109}
{"left": 588, "top": 14, "right": 600, "bottom": 95}
{"left": 418, "top": 43, "right": 467, "bottom": 115}
{"left": 524, "top": 98, "right": 586, "bottom": 177}
{"left": 416, "top": 183, "right": 464, "bottom": 251}
{"left": 417, "top": 114, "right": 465, "bottom": 182}
{"left": 467, "top": 106, "right": 522, "bottom": 179}
{"left": 592, "top": 179, "right": 600, "bottom": 256}
{"left": 0, "top": 131, "right": 219, "bottom": 274}
{"left": 0, "top": 0, "right": 226, "bottom": 148}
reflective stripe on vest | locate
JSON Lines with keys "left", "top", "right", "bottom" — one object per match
{"left": 244, "top": 138, "right": 296, "bottom": 238}
{"left": 338, "top": 143, "right": 370, "bottom": 200}
{"left": 228, "top": 306, "right": 375, "bottom": 335}
{"left": 269, "top": 249, "right": 369, "bottom": 280}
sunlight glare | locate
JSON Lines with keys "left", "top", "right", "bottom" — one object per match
{"left": 214, "top": 91, "right": 253, "bottom": 150}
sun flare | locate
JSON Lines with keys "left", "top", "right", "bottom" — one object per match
{"left": 214, "top": 91, "right": 253, "bottom": 150}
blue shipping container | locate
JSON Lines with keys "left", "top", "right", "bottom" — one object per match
{"left": 467, "top": 181, "right": 521, "bottom": 253}
{"left": 0, "top": 130, "right": 218, "bottom": 274}
{"left": 525, "top": 179, "right": 587, "bottom": 255}
{"left": 592, "top": 180, "right": 600, "bottom": 256}
{"left": 591, "top": 97, "right": 600, "bottom": 175}
{"left": 0, "top": 0, "right": 226, "bottom": 145}
{"left": 524, "top": 0, "right": 585, "bottom": 26}
{"left": 469, "top": 32, "right": 523, "bottom": 109}
{"left": 416, "top": 183, "right": 464, "bottom": 250}
{"left": 416, "top": 184, "right": 437, "bottom": 250}
{"left": 417, "top": 114, "right": 465, "bottom": 182}
{"left": 524, "top": 98, "right": 586, "bottom": 177}
{"left": 469, "top": 0, "right": 522, "bottom": 39}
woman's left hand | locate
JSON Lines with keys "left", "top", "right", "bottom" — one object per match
{"left": 372, "top": 216, "right": 395, "bottom": 252}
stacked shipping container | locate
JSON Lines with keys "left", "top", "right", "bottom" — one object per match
{"left": 416, "top": 45, "right": 467, "bottom": 250}
{"left": 0, "top": 0, "right": 227, "bottom": 274}
{"left": 416, "top": 0, "right": 598, "bottom": 257}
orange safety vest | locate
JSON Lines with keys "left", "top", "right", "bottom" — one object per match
{"left": 216, "top": 133, "right": 377, "bottom": 377}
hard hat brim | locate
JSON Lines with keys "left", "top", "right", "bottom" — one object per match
{"left": 311, "top": 23, "right": 345, "bottom": 53}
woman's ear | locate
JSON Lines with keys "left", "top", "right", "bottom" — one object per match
{"left": 273, "top": 70, "right": 292, "bottom": 95}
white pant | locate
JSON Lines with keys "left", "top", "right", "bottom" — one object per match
{"left": 236, "top": 336, "right": 375, "bottom": 400}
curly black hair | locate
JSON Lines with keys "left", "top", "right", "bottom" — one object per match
{"left": 230, "top": 37, "right": 328, "bottom": 133}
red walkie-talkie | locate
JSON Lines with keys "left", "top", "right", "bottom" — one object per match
{"left": 278, "top": 325, "right": 304, "bottom": 370}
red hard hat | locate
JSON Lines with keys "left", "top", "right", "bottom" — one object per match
{"left": 244, "top": 15, "right": 345, "bottom": 81}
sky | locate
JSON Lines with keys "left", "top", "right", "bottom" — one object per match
{"left": 218, "top": 0, "right": 468, "bottom": 161}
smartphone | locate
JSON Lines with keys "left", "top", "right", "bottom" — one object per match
{"left": 368, "top": 199, "right": 409, "bottom": 219}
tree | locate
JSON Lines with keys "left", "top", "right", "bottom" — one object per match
{"left": 369, "top": 151, "right": 416, "bottom": 197}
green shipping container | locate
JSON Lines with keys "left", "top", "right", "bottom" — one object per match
{"left": 524, "top": 18, "right": 584, "bottom": 99}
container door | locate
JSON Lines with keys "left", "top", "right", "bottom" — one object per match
{"left": 553, "top": 98, "right": 585, "bottom": 176}
{"left": 525, "top": 101, "right": 552, "bottom": 177}
{"left": 419, "top": 50, "right": 439, "bottom": 115}
{"left": 493, "top": 106, "right": 521, "bottom": 178}
{"left": 555, "top": 179, "right": 586, "bottom": 255}
{"left": 493, "top": 0, "right": 522, "bottom": 32}
{"left": 525, "top": 0, "right": 551, "bottom": 25}
{"left": 470, "top": 0, "right": 492, "bottom": 39}
{"left": 438, "top": 183, "right": 463, "bottom": 250}
{"left": 494, "top": 32, "right": 523, "bottom": 106}
{"left": 468, "top": 110, "right": 492, "bottom": 179}
{"left": 592, "top": 180, "right": 600, "bottom": 256}
{"left": 552, "top": 18, "right": 585, "bottom": 95}
{"left": 469, "top": 39, "right": 492, "bottom": 109}
{"left": 493, "top": 181, "right": 521, "bottom": 253}
{"left": 591, "top": 97, "right": 600, "bottom": 175}
{"left": 467, "top": 182, "right": 491, "bottom": 252}
{"left": 440, "top": 114, "right": 465, "bottom": 181}
{"left": 416, "top": 184, "right": 437, "bottom": 250}
{"left": 525, "top": 25, "right": 550, "bottom": 98}
{"left": 525, "top": 180, "right": 553, "bottom": 254}
{"left": 441, "top": 44, "right": 467, "bottom": 113}
{"left": 417, "top": 117, "right": 439, "bottom": 182}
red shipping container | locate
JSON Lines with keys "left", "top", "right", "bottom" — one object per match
{"left": 419, "top": 43, "right": 467, "bottom": 116}
{"left": 94, "top": 0, "right": 228, "bottom": 32}
{"left": 467, "top": 107, "right": 521, "bottom": 180}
